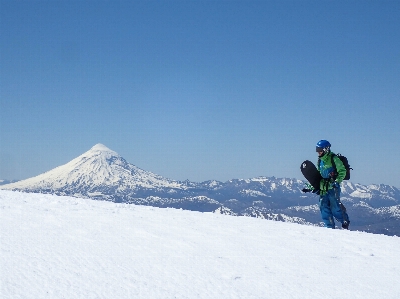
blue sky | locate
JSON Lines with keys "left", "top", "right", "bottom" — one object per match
{"left": 1, "top": 0, "right": 399, "bottom": 187}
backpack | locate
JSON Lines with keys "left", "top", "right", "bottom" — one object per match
{"left": 331, "top": 153, "right": 352, "bottom": 180}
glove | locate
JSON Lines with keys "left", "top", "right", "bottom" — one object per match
{"left": 302, "top": 188, "right": 320, "bottom": 195}
{"left": 331, "top": 181, "right": 340, "bottom": 189}
{"left": 313, "top": 189, "right": 321, "bottom": 195}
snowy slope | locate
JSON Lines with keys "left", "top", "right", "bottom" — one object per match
{"left": 1, "top": 144, "right": 185, "bottom": 196}
{"left": 0, "top": 179, "right": 18, "bottom": 186}
{"left": 1, "top": 190, "right": 400, "bottom": 299}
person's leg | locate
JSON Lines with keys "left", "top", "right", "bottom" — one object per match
{"left": 328, "top": 188, "right": 350, "bottom": 228}
{"left": 319, "top": 195, "right": 335, "bottom": 228}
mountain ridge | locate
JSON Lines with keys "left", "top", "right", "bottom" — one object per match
{"left": 1, "top": 144, "right": 399, "bottom": 235}
{"left": 1, "top": 144, "right": 186, "bottom": 193}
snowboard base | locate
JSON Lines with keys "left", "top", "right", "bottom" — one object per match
{"left": 300, "top": 160, "right": 322, "bottom": 191}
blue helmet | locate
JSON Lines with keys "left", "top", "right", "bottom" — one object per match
{"left": 316, "top": 140, "right": 331, "bottom": 153}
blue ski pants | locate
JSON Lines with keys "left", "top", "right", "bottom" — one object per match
{"left": 319, "top": 187, "right": 349, "bottom": 229}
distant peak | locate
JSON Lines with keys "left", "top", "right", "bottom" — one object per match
{"left": 88, "top": 144, "right": 119, "bottom": 157}
{"left": 91, "top": 144, "right": 112, "bottom": 152}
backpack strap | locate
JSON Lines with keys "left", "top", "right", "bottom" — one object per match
{"left": 330, "top": 154, "right": 338, "bottom": 180}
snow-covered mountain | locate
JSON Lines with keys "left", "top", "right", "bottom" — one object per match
{"left": 1, "top": 144, "right": 187, "bottom": 201}
{"left": 0, "top": 144, "right": 310, "bottom": 205}
{"left": 0, "top": 179, "right": 18, "bottom": 186}
{"left": 1, "top": 144, "right": 399, "bottom": 235}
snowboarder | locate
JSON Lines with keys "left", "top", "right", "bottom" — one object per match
{"left": 303, "top": 140, "right": 350, "bottom": 229}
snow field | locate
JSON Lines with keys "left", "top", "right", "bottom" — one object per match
{"left": 1, "top": 190, "right": 400, "bottom": 299}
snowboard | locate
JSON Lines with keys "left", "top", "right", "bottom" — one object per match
{"left": 300, "top": 160, "right": 322, "bottom": 191}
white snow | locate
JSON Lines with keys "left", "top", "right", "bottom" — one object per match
{"left": 1, "top": 190, "right": 400, "bottom": 299}
{"left": 289, "top": 204, "right": 320, "bottom": 212}
{"left": 240, "top": 189, "right": 268, "bottom": 197}
{"left": 89, "top": 143, "right": 118, "bottom": 155}
{"left": 1, "top": 144, "right": 185, "bottom": 192}
{"left": 349, "top": 190, "right": 372, "bottom": 199}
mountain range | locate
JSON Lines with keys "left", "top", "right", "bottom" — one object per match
{"left": 2, "top": 144, "right": 399, "bottom": 236}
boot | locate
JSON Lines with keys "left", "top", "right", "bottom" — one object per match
{"left": 342, "top": 220, "right": 350, "bottom": 230}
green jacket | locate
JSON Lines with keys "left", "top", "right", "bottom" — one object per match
{"left": 317, "top": 151, "right": 346, "bottom": 192}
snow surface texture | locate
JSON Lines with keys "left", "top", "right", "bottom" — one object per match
{"left": 1, "top": 190, "right": 399, "bottom": 299}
